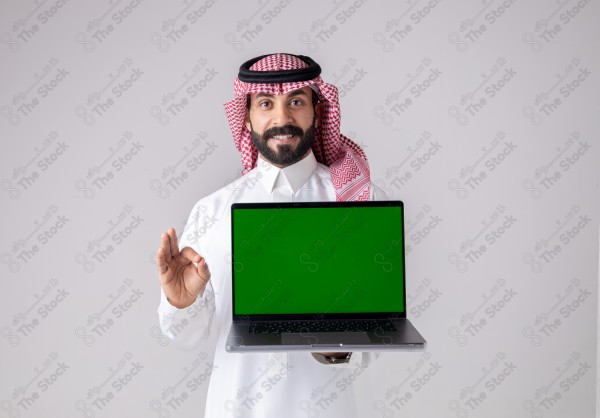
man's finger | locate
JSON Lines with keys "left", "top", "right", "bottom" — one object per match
{"left": 167, "top": 227, "right": 179, "bottom": 257}
{"left": 196, "top": 257, "right": 211, "bottom": 284}
{"left": 160, "top": 232, "right": 172, "bottom": 262}
{"left": 180, "top": 246, "right": 201, "bottom": 263}
{"left": 157, "top": 247, "right": 168, "bottom": 274}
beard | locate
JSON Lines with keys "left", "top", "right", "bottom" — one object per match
{"left": 250, "top": 116, "right": 316, "bottom": 167}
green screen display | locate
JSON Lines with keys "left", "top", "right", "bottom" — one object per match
{"left": 232, "top": 205, "right": 405, "bottom": 315}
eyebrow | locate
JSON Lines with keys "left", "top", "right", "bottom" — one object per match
{"left": 254, "top": 89, "right": 309, "bottom": 99}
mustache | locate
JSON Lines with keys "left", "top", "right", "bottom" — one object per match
{"left": 262, "top": 125, "right": 304, "bottom": 140}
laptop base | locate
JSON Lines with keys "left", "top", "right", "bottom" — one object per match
{"left": 225, "top": 319, "right": 426, "bottom": 352}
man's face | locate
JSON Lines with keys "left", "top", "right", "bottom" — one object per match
{"left": 245, "top": 86, "right": 319, "bottom": 167}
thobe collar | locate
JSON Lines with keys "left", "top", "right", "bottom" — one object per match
{"left": 256, "top": 150, "right": 318, "bottom": 194}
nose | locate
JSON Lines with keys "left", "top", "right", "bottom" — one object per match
{"left": 272, "top": 102, "right": 293, "bottom": 126}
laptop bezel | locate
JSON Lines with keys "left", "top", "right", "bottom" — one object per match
{"left": 230, "top": 200, "right": 407, "bottom": 322}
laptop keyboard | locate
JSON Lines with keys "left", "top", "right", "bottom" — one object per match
{"left": 248, "top": 319, "right": 397, "bottom": 334}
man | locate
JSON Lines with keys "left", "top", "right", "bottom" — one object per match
{"left": 157, "top": 53, "right": 379, "bottom": 417}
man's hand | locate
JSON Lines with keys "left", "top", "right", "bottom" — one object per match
{"left": 157, "top": 227, "right": 211, "bottom": 309}
{"left": 311, "top": 352, "right": 352, "bottom": 365}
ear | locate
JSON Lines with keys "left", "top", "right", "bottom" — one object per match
{"left": 314, "top": 102, "right": 324, "bottom": 128}
{"left": 244, "top": 93, "right": 253, "bottom": 131}
{"left": 244, "top": 109, "right": 251, "bottom": 132}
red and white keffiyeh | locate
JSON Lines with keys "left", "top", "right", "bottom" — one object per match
{"left": 223, "top": 53, "right": 370, "bottom": 201}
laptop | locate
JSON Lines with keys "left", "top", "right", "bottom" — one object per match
{"left": 225, "top": 200, "right": 426, "bottom": 352}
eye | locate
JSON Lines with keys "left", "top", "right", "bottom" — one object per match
{"left": 258, "top": 100, "right": 271, "bottom": 108}
{"left": 290, "top": 99, "right": 304, "bottom": 106}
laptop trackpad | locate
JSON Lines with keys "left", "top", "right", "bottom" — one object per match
{"left": 282, "top": 332, "right": 371, "bottom": 346}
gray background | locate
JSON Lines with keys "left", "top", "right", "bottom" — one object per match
{"left": 1, "top": 0, "right": 599, "bottom": 417}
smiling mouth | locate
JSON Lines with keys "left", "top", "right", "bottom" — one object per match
{"left": 270, "top": 134, "right": 297, "bottom": 141}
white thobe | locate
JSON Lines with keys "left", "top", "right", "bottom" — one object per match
{"left": 157, "top": 150, "right": 380, "bottom": 417}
